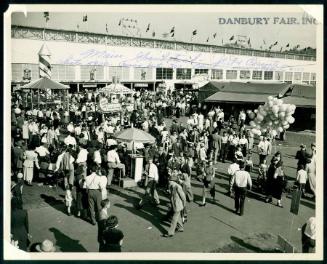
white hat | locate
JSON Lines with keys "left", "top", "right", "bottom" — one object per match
{"left": 36, "top": 239, "right": 56, "bottom": 252}
{"left": 17, "top": 173, "right": 23, "bottom": 179}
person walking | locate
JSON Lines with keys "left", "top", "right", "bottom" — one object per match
{"left": 219, "top": 131, "right": 228, "bottom": 163}
{"left": 258, "top": 136, "right": 271, "bottom": 165}
{"left": 211, "top": 129, "right": 222, "bottom": 164}
{"left": 85, "top": 165, "right": 102, "bottom": 225}
{"left": 23, "top": 145, "right": 40, "bottom": 186}
{"left": 230, "top": 161, "right": 252, "bottom": 216}
{"left": 163, "top": 180, "right": 186, "bottom": 237}
{"left": 200, "top": 160, "right": 216, "bottom": 206}
{"left": 265, "top": 151, "right": 285, "bottom": 207}
{"left": 138, "top": 159, "right": 160, "bottom": 208}
{"left": 54, "top": 145, "right": 75, "bottom": 189}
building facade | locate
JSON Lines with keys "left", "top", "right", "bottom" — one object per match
{"left": 11, "top": 25, "right": 317, "bottom": 92}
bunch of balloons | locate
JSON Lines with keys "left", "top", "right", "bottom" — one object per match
{"left": 247, "top": 96, "right": 296, "bottom": 137}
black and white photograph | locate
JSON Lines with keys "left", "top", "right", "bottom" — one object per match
{"left": 4, "top": 4, "right": 323, "bottom": 260}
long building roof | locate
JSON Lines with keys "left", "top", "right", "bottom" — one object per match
{"left": 11, "top": 25, "right": 316, "bottom": 62}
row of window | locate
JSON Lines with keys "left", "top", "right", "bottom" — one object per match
{"left": 11, "top": 63, "right": 316, "bottom": 85}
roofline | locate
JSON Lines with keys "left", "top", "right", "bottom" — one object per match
{"left": 11, "top": 25, "right": 316, "bottom": 60}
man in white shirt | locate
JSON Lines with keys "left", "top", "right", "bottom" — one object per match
{"left": 85, "top": 165, "right": 102, "bottom": 225}
{"left": 107, "top": 146, "right": 126, "bottom": 187}
{"left": 64, "top": 133, "right": 77, "bottom": 149}
{"left": 76, "top": 144, "right": 88, "bottom": 178}
{"left": 238, "top": 110, "right": 246, "bottom": 126}
{"left": 35, "top": 142, "right": 50, "bottom": 159}
{"left": 197, "top": 113, "right": 204, "bottom": 132}
{"left": 258, "top": 136, "right": 271, "bottom": 165}
{"left": 138, "top": 159, "right": 160, "bottom": 208}
{"left": 67, "top": 122, "right": 75, "bottom": 134}
{"left": 227, "top": 159, "right": 240, "bottom": 196}
{"left": 230, "top": 161, "right": 252, "bottom": 216}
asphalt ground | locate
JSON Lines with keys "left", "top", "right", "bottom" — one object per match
{"left": 20, "top": 118, "right": 315, "bottom": 253}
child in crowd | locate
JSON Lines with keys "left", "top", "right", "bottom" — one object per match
{"left": 65, "top": 185, "right": 73, "bottom": 216}
{"left": 234, "top": 146, "right": 244, "bottom": 164}
{"left": 245, "top": 155, "right": 253, "bottom": 173}
{"left": 297, "top": 164, "right": 308, "bottom": 197}
{"left": 258, "top": 159, "right": 267, "bottom": 193}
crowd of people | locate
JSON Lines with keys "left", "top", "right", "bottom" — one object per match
{"left": 10, "top": 88, "right": 316, "bottom": 253}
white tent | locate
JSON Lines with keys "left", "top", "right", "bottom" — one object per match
{"left": 98, "top": 83, "right": 134, "bottom": 95}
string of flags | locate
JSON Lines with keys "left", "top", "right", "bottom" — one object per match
{"left": 42, "top": 13, "right": 312, "bottom": 53}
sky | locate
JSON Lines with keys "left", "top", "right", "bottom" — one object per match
{"left": 11, "top": 11, "right": 317, "bottom": 50}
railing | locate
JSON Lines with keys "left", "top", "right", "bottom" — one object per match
{"left": 11, "top": 25, "right": 316, "bottom": 62}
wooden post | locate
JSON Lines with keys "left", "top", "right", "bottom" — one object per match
{"left": 37, "top": 89, "right": 40, "bottom": 109}
{"left": 31, "top": 90, "right": 34, "bottom": 110}
{"left": 66, "top": 89, "right": 69, "bottom": 110}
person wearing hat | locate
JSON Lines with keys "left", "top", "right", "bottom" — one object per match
{"left": 11, "top": 197, "right": 30, "bottom": 251}
{"left": 13, "top": 141, "right": 24, "bottom": 175}
{"left": 295, "top": 144, "right": 309, "bottom": 171}
{"left": 11, "top": 173, "right": 24, "bottom": 207}
{"left": 230, "top": 160, "right": 252, "bottom": 216}
{"left": 163, "top": 179, "right": 186, "bottom": 237}
{"left": 101, "top": 215, "right": 124, "bottom": 252}
{"left": 35, "top": 239, "right": 56, "bottom": 252}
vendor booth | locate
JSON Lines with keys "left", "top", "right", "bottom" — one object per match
{"left": 114, "top": 127, "right": 156, "bottom": 188}
{"left": 20, "top": 76, "right": 70, "bottom": 109}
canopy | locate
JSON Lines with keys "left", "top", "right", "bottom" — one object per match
{"left": 20, "top": 76, "right": 69, "bottom": 90}
{"left": 199, "top": 81, "right": 289, "bottom": 102}
{"left": 99, "top": 83, "right": 134, "bottom": 95}
{"left": 205, "top": 92, "right": 269, "bottom": 104}
{"left": 203, "top": 82, "right": 315, "bottom": 108}
{"left": 114, "top": 127, "right": 156, "bottom": 144}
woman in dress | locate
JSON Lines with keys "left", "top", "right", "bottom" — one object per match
{"left": 265, "top": 151, "right": 285, "bottom": 207}
{"left": 23, "top": 145, "right": 40, "bottom": 185}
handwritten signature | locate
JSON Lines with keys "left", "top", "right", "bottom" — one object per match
{"left": 56, "top": 48, "right": 301, "bottom": 71}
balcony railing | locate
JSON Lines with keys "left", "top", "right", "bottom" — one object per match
{"left": 11, "top": 25, "right": 316, "bottom": 62}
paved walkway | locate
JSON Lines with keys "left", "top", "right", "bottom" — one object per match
{"left": 25, "top": 157, "right": 315, "bottom": 252}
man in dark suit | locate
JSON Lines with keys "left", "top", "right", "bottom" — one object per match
{"left": 172, "top": 139, "right": 183, "bottom": 157}
{"left": 211, "top": 129, "right": 222, "bottom": 164}
{"left": 154, "top": 146, "right": 168, "bottom": 188}
{"left": 295, "top": 144, "right": 309, "bottom": 171}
